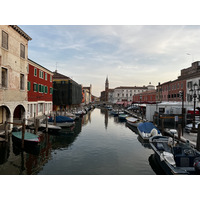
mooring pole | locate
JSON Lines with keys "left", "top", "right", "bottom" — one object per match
{"left": 178, "top": 124, "right": 181, "bottom": 140}
{"left": 4, "top": 121, "right": 8, "bottom": 142}
{"left": 196, "top": 124, "right": 200, "bottom": 151}
{"left": 46, "top": 115, "right": 48, "bottom": 133}
{"left": 22, "top": 119, "right": 26, "bottom": 149}
{"left": 161, "top": 118, "right": 164, "bottom": 134}
{"left": 54, "top": 114, "right": 56, "bottom": 125}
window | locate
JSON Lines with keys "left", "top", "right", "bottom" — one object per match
{"left": 187, "top": 81, "right": 193, "bottom": 89}
{"left": 2, "top": 31, "right": 8, "bottom": 49}
{"left": 20, "top": 74, "right": 25, "bottom": 90}
{"left": 1, "top": 67, "right": 8, "bottom": 88}
{"left": 45, "top": 86, "right": 48, "bottom": 93}
{"left": 33, "top": 83, "right": 38, "bottom": 92}
{"left": 50, "top": 87, "right": 53, "bottom": 94}
{"left": 20, "top": 43, "right": 25, "bottom": 59}
{"left": 39, "top": 70, "right": 44, "bottom": 79}
{"left": 45, "top": 73, "right": 47, "bottom": 80}
{"left": 34, "top": 68, "right": 37, "bottom": 76}
{"left": 27, "top": 81, "right": 31, "bottom": 91}
{"left": 39, "top": 84, "right": 44, "bottom": 93}
{"left": 50, "top": 75, "right": 52, "bottom": 82}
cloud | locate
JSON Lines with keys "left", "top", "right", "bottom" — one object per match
{"left": 20, "top": 25, "right": 200, "bottom": 96}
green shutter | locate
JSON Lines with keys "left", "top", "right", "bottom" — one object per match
{"left": 36, "top": 84, "right": 38, "bottom": 92}
{"left": 27, "top": 82, "right": 30, "bottom": 91}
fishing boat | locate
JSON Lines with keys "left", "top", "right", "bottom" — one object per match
{"left": 126, "top": 117, "right": 142, "bottom": 128}
{"left": 12, "top": 131, "right": 40, "bottom": 145}
{"left": 137, "top": 122, "right": 161, "bottom": 141}
{"left": 149, "top": 135, "right": 200, "bottom": 175}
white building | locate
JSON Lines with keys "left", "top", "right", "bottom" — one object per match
{"left": 112, "top": 86, "right": 148, "bottom": 103}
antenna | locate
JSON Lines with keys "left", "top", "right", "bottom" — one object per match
{"left": 56, "top": 62, "right": 58, "bottom": 72}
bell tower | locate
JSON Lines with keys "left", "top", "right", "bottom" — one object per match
{"left": 105, "top": 76, "right": 109, "bottom": 102}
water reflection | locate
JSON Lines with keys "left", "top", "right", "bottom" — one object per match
{"left": 0, "top": 109, "right": 161, "bottom": 175}
{"left": 0, "top": 143, "right": 10, "bottom": 165}
{"left": 137, "top": 135, "right": 152, "bottom": 149}
{"left": 148, "top": 154, "right": 166, "bottom": 175}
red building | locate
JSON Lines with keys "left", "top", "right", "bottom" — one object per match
{"left": 133, "top": 90, "right": 157, "bottom": 104}
{"left": 27, "top": 59, "right": 53, "bottom": 118}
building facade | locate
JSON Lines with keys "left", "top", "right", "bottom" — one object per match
{"left": 82, "top": 85, "right": 92, "bottom": 105}
{"left": 113, "top": 86, "right": 148, "bottom": 103}
{"left": 0, "top": 25, "right": 31, "bottom": 129}
{"left": 133, "top": 89, "right": 156, "bottom": 104}
{"left": 27, "top": 59, "right": 53, "bottom": 118}
{"left": 53, "top": 70, "right": 82, "bottom": 110}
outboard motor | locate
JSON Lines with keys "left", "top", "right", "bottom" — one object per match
{"left": 194, "top": 157, "right": 200, "bottom": 173}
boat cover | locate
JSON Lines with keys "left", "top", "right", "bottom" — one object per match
{"left": 48, "top": 115, "right": 74, "bottom": 123}
{"left": 138, "top": 122, "right": 160, "bottom": 134}
{"left": 12, "top": 131, "right": 39, "bottom": 142}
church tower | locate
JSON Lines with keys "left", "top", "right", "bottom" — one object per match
{"left": 105, "top": 76, "right": 109, "bottom": 102}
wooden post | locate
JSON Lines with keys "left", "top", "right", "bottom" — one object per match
{"left": 4, "top": 121, "right": 8, "bottom": 142}
{"left": 178, "top": 124, "right": 181, "bottom": 140}
{"left": 34, "top": 119, "right": 39, "bottom": 135}
{"left": 161, "top": 118, "right": 164, "bottom": 134}
{"left": 46, "top": 115, "right": 48, "bottom": 133}
{"left": 54, "top": 114, "right": 56, "bottom": 125}
{"left": 196, "top": 124, "right": 200, "bottom": 151}
{"left": 21, "top": 119, "right": 25, "bottom": 149}
{"left": 34, "top": 112, "right": 36, "bottom": 125}
{"left": 153, "top": 115, "right": 155, "bottom": 125}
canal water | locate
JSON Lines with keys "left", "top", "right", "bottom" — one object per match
{"left": 0, "top": 108, "right": 165, "bottom": 175}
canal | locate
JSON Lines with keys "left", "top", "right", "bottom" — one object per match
{"left": 0, "top": 108, "right": 165, "bottom": 175}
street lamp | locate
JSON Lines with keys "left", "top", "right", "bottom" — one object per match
{"left": 179, "top": 90, "right": 184, "bottom": 135}
{"left": 189, "top": 83, "right": 200, "bottom": 132}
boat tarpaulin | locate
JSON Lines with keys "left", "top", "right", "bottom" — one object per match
{"left": 138, "top": 122, "right": 160, "bottom": 134}
{"left": 48, "top": 115, "right": 74, "bottom": 123}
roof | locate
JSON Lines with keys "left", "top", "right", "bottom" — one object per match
{"left": 115, "top": 86, "right": 148, "bottom": 89}
{"left": 28, "top": 58, "right": 53, "bottom": 74}
{"left": 53, "top": 70, "right": 81, "bottom": 85}
{"left": 10, "top": 25, "right": 32, "bottom": 41}
{"left": 53, "top": 70, "right": 71, "bottom": 80}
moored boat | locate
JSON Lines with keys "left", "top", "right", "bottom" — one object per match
{"left": 39, "top": 123, "right": 62, "bottom": 133}
{"left": 118, "top": 114, "right": 129, "bottom": 121}
{"left": 12, "top": 131, "right": 40, "bottom": 145}
{"left": 137, "top": 122, "right": 161, "bottom": 141}
{"left": 48, "top": 121, "right": 75, "bottom": 128}
{"left": 48, "top": 115, "right": 74, "bottom": 123}
{"left": 126, "top": 117, "right": 142, "bottom": 128}
{"left": 149, "top": 135, "right": 200, "bottom": 175}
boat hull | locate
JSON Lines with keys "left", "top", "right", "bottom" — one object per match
{"left": 12, "top": 131, "right": 40, "bottom": 147}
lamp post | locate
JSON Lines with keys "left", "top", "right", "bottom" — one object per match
{"left": 179, "top": 90, "right": 184, "bottom": 136}
{"left": 140, "top": 95, "right": 143, "bottom": 120}
{"left": 189, "top": 83, "right": 200, "bottom": 132}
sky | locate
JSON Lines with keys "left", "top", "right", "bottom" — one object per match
{"left": 19, "top": 25, "right": 200, "bottom": 97}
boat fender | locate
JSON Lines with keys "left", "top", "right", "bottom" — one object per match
{"left": 168, "top": 137, "right": 173, "bottom": 147}
{"left": 151, "top": 128, "right": 158, "bottom": 136}
{"left": 194, "top": 157, "right": 200, "bottom": 173}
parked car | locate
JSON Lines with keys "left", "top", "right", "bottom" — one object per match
{"left": 185, "top": 121, "right": 200, "bottom": 133}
